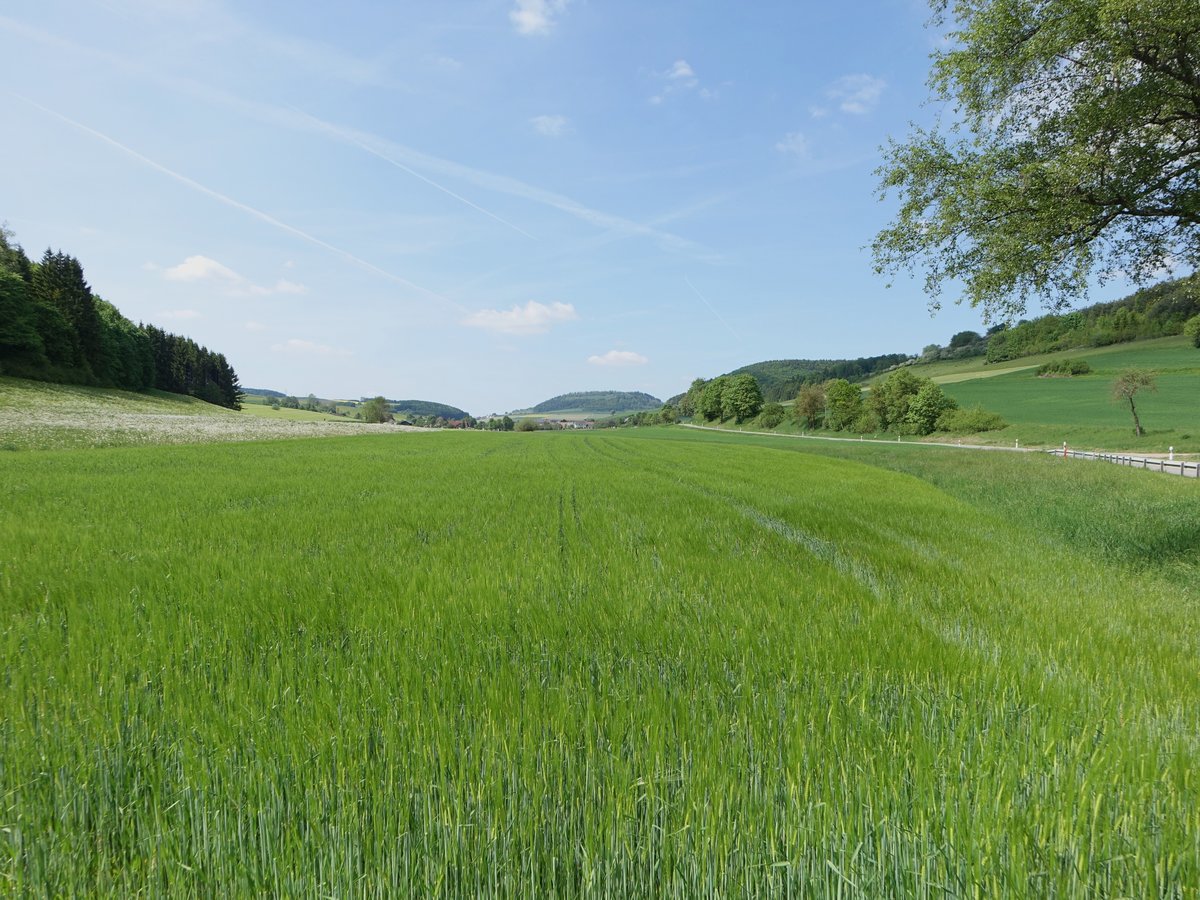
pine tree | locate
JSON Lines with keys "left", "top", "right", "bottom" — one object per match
{"left": 31, "top": 249, "right": 104, "bottom": 380}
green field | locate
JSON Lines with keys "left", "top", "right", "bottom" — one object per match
{"left": 2, "top": 428, "right": 1199, "bottom": 895}
{"left": 239, "top": 402, "right": 350, "bottom": 423}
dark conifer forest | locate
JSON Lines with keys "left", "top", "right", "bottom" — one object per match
{"left": 0, "top": 224, "right": 243, "bottom": 409}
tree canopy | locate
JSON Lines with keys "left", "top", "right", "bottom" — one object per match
{"left": 874, "top": 0, "right": 1200, "bottom": 321}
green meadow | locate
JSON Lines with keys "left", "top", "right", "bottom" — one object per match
{"left": 916, "top": 337, "right": 1200, "bottom": 452}
{"left": 3, "top": 428, "right": 1199, "bottom": 896}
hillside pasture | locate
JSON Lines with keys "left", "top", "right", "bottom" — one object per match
{"left": 2, "top": 429, "right": 1198, "bottom": 895}
{"left": 850, "top": 337, "right": 1200, "bottom": 451}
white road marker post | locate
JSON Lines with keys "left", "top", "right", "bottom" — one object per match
{"left": 1170, "top": 446, "right": 1174, "bottom": 461}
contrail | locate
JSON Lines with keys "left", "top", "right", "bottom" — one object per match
{"left": 2, "top": 15, "right": 713, "bottom": 259}
{"left": 685, "top": 275, "right": 741, "bottom": 341}
{"left": 11, "top": 92, "right": 466, "bottom": 313}
{"left": 285, "top": 105, "right": 539, "bottom": 241}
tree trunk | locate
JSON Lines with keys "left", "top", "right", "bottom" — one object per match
{"left": 1128, "top": 396, "right": 1143, "bottom": 436}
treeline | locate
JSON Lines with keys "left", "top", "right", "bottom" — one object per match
{"left": 728, "top": 354, "right": 912, "bottom": 402}
{"left": 793, "top": 371, "right": 1004, "bottom": 436}
{"left": 666, "top": 370, "right": 1004, "bottom": 437}
{"left": 0, "top": 225, "right": 242, "bottom": 409}
{"left": 984, "top": 272, "right": 1198, "bottom": 363}
{"left": 677, "top": 374, "right": 764, "bottom": 424}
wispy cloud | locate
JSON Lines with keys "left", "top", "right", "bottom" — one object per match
{"left": 463, "top": 301, "right": 578, "bottom": 335}
{"left": 161, "top": 254, "right": 307, "bottom": 296}
{"left": 587, "top": 349, "right": 647, "bottom": 366}
{"left": 775, "top": 132, "right": 809, "bottom": 158}
{"left": 158, "top": 308, "right": 201, "bottom": 320}
{"left": 651, "top": 59, "right": 711, "bottom": 105}
{"left": 531, "top": 114, "right": 570, "bottom": 137}
{"left": 14, "top": 94, "right": 463, "bottom": 311}
{"left": 510, "top": 0, "right": 571, "bottom": 36}
{"left": 165, "top": 255, "right": 240, "bottom": 282}
{"left": 245, "top": 320, "right": 267, "bottom": 331}
{"left": 270, "top": 338, "right": 352, "bottom": 357}
{"left": 668, "top": 60, "right": 695, "bottom": 81}
{"left": 826, "top": 74, "right": 886, "bottom": 115}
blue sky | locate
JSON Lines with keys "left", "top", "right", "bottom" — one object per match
{"left": 0, "top": 0, "right": 1132, "bottom": 413}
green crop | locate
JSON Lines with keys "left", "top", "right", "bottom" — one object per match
{"left": 1, "top": 431, "right": 1197, "bottom": 896}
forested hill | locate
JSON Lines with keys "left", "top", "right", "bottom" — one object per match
{"left": 729, "top": 355, "right": 912, "bottom": 402}
{"left": 0, "top": 224, "right": 244, "bottom": 409}
{"left": 982, "top": 272, "right": 1200, "bottom": 362}
{"left": 524, "top": 391, "right": 662, "bottom": 414}
{"left": 389, "top": 399, "right": 469, "bottom": 419}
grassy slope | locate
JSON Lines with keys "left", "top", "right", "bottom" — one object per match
{"left": 0, "top": 376, "right": 386, "bottom": 449}
{"left": 1, "top": 429, "right": 1198, "bottom": 894}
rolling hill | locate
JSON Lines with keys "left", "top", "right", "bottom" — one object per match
{"left": 517, "top": 390, "right": 662, "bottom": 415}
{"left": 387, "top": 399, "right": 470, "bottom": 420}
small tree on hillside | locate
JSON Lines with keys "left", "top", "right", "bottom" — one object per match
{"left": 1111, "top": 369, "right": 1156, "bottom": 437}
{"left": 794, "top": 383, "right": 825, "bottom": 428}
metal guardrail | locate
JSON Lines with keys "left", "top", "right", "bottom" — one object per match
{"left": 1048, "top": 447, "right": 1200, "bottom": 478}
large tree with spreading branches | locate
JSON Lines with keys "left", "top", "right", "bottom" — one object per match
{"left": 874, "top": 0, "right": 1200, "bottom": 321}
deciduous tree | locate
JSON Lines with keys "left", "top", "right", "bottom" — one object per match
{"left": 1111, "top": 368, "right": 1156, "bottom": 436}
{"left": 824, "top": 379, "right": 864, "bottom": 431}
{"left": 794, "top": 383, "right": 826, "bottom": 428}
{"left": 906, "top": 381, "right": 958, "bottom": 435}
{"left": 361, "top": 396, "right": 393, "bottom": 424}
{"left": 722, "top": 374, "right": 764, "bottom": 423}
{"left": 696, "top": 376, "right": 729, "bottom": 421}
{"left": 874, "top": 0, "right": 1200, "bottom": 320}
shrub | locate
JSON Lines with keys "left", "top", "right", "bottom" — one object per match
{"left": 1036, "top": 358, "right": 1092, "bottom": 376}
{"left": 850, "top": 411, "right": 881, "bottom": 434}
{"left": 936, "top": 405, "right": 1007, "bottom": 433}
{"left": 1184, "top": 314, "right": 1200, "bottom": 348}
{"left": 757, "top": 402, "right": 785, "bottom": 429}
